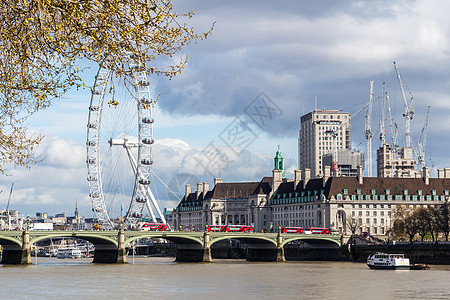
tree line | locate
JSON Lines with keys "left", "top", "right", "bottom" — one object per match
{"left": 392, "top": 203, "right": 450, "bottom": 243}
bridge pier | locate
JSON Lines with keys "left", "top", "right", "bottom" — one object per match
{"left": 202, "top": 231, "right": 212, "bottom": 262}
{"left": 276, "top": 233, "right": 285, "bottom": 262}
{"left": 21, "top": 230, "right": 31, "bottom": 264}
{"left": 175, "top": 247, "right": 204, "bottom": 262}
{"left": 117, "top": 229, "right": 127, "bottom": 264}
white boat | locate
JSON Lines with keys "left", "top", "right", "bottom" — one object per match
{"left": 57, "top": 247, "right": 83, "bottom": 259}
{"left": 367, "top": 252, "right": 410, "bottom": 270}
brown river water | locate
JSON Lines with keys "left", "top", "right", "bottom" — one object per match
{"left": 1, "top": 257, "right": 450, "bottom": 299}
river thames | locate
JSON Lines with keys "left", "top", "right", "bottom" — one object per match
{"left": 1, "top": 257, "right": 450, "bottom": 299}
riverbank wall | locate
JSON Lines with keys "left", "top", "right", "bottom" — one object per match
{"left": 346, "top": 242, "right": 450, "bottom": 264}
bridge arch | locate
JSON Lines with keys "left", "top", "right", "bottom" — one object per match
{"left": 209, "top": 235, "right": 277, "bottom": 248}
{"left": 30, "top": 232, "right": 118, "bottom": 247}
{"left": 281, "top": 236, "right": 341, "bottom": 248}
{"left": 123, "top": 233, "right": 203, "bottom": 248}
{"left": 0, "top": 236, "right": 22, "bottom": 248}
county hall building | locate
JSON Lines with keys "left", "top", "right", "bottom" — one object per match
{"left": 172, "top": 148, "right": 450, "bottom": 236}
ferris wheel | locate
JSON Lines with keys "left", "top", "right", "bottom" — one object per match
{"left": 86, "top": 56, "right": 166, "bottom": 230}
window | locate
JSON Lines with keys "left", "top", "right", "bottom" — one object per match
{"left": 373, "top": 211, "right": 377, "bottom": 217}
{"left": 343, "top": 189, "right": 348, "bottom": 195}
{"left": 418, "top": 190, "right": 422, "bottom": 195}
{"left": 371, "top": 189, "right": 376, "bottom": 195}
{"left": 366, "top": 218, "right": 370, "bottom": 224}
{"left": 366, "top": 211, "right": 370, "bottom": 216}
{"left": 403, "top": 190, "right": 408, "bottom": 195}
{"left": 357, "top": 189, "right": 361, "bottom": 195}
{"left": 381, "top": 211, "right": 384, "bottom": 216}
{"left": 352, "top": 211, "right": 355, "bottom": 216}
{"left": 385, "top": 189, "right": 390, "bottom": 195}
{"left": 359, "top": 211, "right": 362, "bottom": 216}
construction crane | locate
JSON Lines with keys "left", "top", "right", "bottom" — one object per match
{"left": 415, "top": 106, "right": 430, "bottom": 168}
{"left": 385, "top": 91, "right": 399, "bottom": 151}
{"left": 393, "top": 61, "right": 415, "bottom": 148}
{"left": 325, "top": 129, "right": 339, "bottom": 176}
{"left": 325, "top": 87, "right": 377, "bottom": 177}
{"left": 379, "top": 82, "right": 387, "bottom": 145}
{"left": 365, "top": 80, "right": 374, "bottom": 177}
{"left": 6, "top": 183, "right": 14, "bottom": 231}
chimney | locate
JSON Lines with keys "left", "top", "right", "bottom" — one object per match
{"left": 185, "top": 184, "right": 191, "bottom": 199}
{"left": 357, "top": 165, "right": 363, "bottom": 185}
{"left": 294, "top": 170, "right": 302, "bottom": 190}
{"left": 272, "top": 169, "right": 283, "bottom": 193}
{"left": 214, "top": 177, "right": 223, "bottom": 186}
{"left": 438, "top": 168, "right": 444, "bottom": 179}
{"left": 445, "top": 168, "right": 450, "bottom": 178}
{"left": 423, "top": 167, "right": 429, "bottom": 185}
{"left": 303, "top": 168, "right": 311, "bottom": 189}
{"left": 196, "top": 183, "right": 203, "bottom": 199}
{"left": 203, "top": 182, "right": 209, "bottom": 197}
{"left": 323, "top": 166, "right": 331, "bottom": 187}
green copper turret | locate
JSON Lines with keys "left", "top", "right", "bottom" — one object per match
{"left": 274, "top": 146, "right": 286, "bottom": 178}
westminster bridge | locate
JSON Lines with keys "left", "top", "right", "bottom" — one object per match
{"left": 0, "top": 230, "right": 342, "bottom": 264}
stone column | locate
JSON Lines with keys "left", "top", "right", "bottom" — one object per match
{"left": 202, "top": 231, "right": 212, "bottom": 262}
{"left": 276, "top": 232, "right": 285, "bottom": 262}
{"left": 117, "top": 229, "right": 127, "bottom": 263}
{"left": 21, "top": 230, "right": 31, "bottom": 264}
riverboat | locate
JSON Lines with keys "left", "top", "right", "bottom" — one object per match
{"left": 367, "top": 253, "right": 410, "bottom": 270}
{"left": 57, "top": 247, "right": 83, "bottom": 259}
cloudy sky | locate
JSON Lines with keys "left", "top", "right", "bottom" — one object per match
{"left": 2, "top": 0, "right": 450, "bottom": 218}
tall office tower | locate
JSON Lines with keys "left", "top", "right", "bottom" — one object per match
{"left": 298, "top": 109, "right": 351, "bottom": 178}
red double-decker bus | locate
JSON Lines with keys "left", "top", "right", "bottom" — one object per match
{"left": 225, "top": 225, "right": 254, "bottom": 232}
{"left": 141, "top": 223, "right": 168, "bottom": 231}
{"left": 206, "top": 225, "right": 254, "bottom": 232}
{"left": 206, "top": 225, "right": 228, "bottom": 232}
{"left": 306, "top": 227, "right": 330, "bottom": 234}
{"left": 281, "top": 226, "right": 304, "bottom": 234}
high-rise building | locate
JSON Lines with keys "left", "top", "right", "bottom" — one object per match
{"left": 377, "top": 143, "right": 420, "bottom": 178}
{"left": 298, "top": 109, "right": 351, "bottom": 178}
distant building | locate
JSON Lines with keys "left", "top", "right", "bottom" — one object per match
{"left": 377, "top": 143, "right": 419, "bottom": 178}
{"left": 322, "top": 149, "right": 365, "bottom": 177}
{"left": 299, "top": 109, "right": 351, "bottom": 178}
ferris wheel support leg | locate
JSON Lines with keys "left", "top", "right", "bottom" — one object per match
{"left": 126, "top": 147, "right": 157, "bottom": 222}
{"left": 144, "top": 194, "right": 157, "bottom": 222}
{"left": 146, "top": 187, "right": 167, "bottom": 224}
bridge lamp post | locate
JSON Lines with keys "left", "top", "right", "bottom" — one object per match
{"left": 33, "top": 246, "right": 37, "bottom": 265}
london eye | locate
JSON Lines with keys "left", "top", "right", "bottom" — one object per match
{"left": 86, "top": 55, "right": 166, "bottom": 229}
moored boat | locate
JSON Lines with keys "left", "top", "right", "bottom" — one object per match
{"left": 57, "top": 247, "right": 83, "bottom": 259}
{"left": 367, "top": 252, "right": 410, "bottom": 270}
